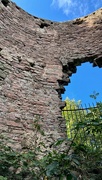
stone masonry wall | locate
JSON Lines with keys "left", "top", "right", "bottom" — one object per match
{"left": 0, "top": 0, "right": 102, "bottom": 151}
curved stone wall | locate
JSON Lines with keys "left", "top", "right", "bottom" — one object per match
{"left": 0, "top": 0, "right": 102, "bottom": 150}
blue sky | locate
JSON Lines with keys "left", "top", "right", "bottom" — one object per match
{"left": 12, "top": 0, "right": 102, "bottom": 21}
{"left": 12, "top": 0, "right": 102, "bottom": 104}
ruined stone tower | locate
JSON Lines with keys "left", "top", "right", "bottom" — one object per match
{"left": 0, "top": 0, "right": 102, "bottom": 151}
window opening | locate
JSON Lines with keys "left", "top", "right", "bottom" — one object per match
{"left": 62, "top": 62, "right": 102, "bottom": 104}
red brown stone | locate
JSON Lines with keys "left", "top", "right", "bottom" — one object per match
{"left": 0, "top": 0, "right": 102, "bottom": 151}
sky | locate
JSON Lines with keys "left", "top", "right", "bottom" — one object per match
{"left": 12, "top": 0, "right": 102, "bottom": 104}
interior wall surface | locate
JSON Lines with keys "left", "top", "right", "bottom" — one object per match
{"left": 0, "top": 0, "right": 102, "bottom": 150}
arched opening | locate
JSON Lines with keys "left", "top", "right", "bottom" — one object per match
{"left": 62, "top": 62, "right": 102, "bottom": 104}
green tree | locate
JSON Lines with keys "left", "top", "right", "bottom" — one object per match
{"left": 62, "top": 98, "right": 87, "bottom": 144}
{"left": 62, "top": 97, "right": 102, "bottom": 179}
{"left": 62, "top": 97, "right": 102, "bottom": 150}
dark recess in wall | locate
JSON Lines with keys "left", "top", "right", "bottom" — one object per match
{"left": 40, "top": 22, "right": 50, "bottom": 28}
{"left": 1, "top": 0, "right": 9, "bottom": 7}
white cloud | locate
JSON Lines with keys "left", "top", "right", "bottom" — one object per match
{"left": 51, "top": 0, "right": 102, "bottom": 18}
{"left": 52, "top": 0, "right": 76, "bottom": 15}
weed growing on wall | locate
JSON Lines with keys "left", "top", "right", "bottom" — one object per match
{"left": 0, "top": 102, "right": 102, "bottom": 179}
{"left": 0, "top": 115, "right": 78, "bottom": 179}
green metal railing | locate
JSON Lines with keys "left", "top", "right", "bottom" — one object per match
{"left": 62, "top": 102, "right": 102, "bottom": 150}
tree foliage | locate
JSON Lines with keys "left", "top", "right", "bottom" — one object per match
{"left": 62, "top": 97, "right": 102, "bottom": 150}
{"left": 62, "top": 96, "right": 102, "bottom": 179}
